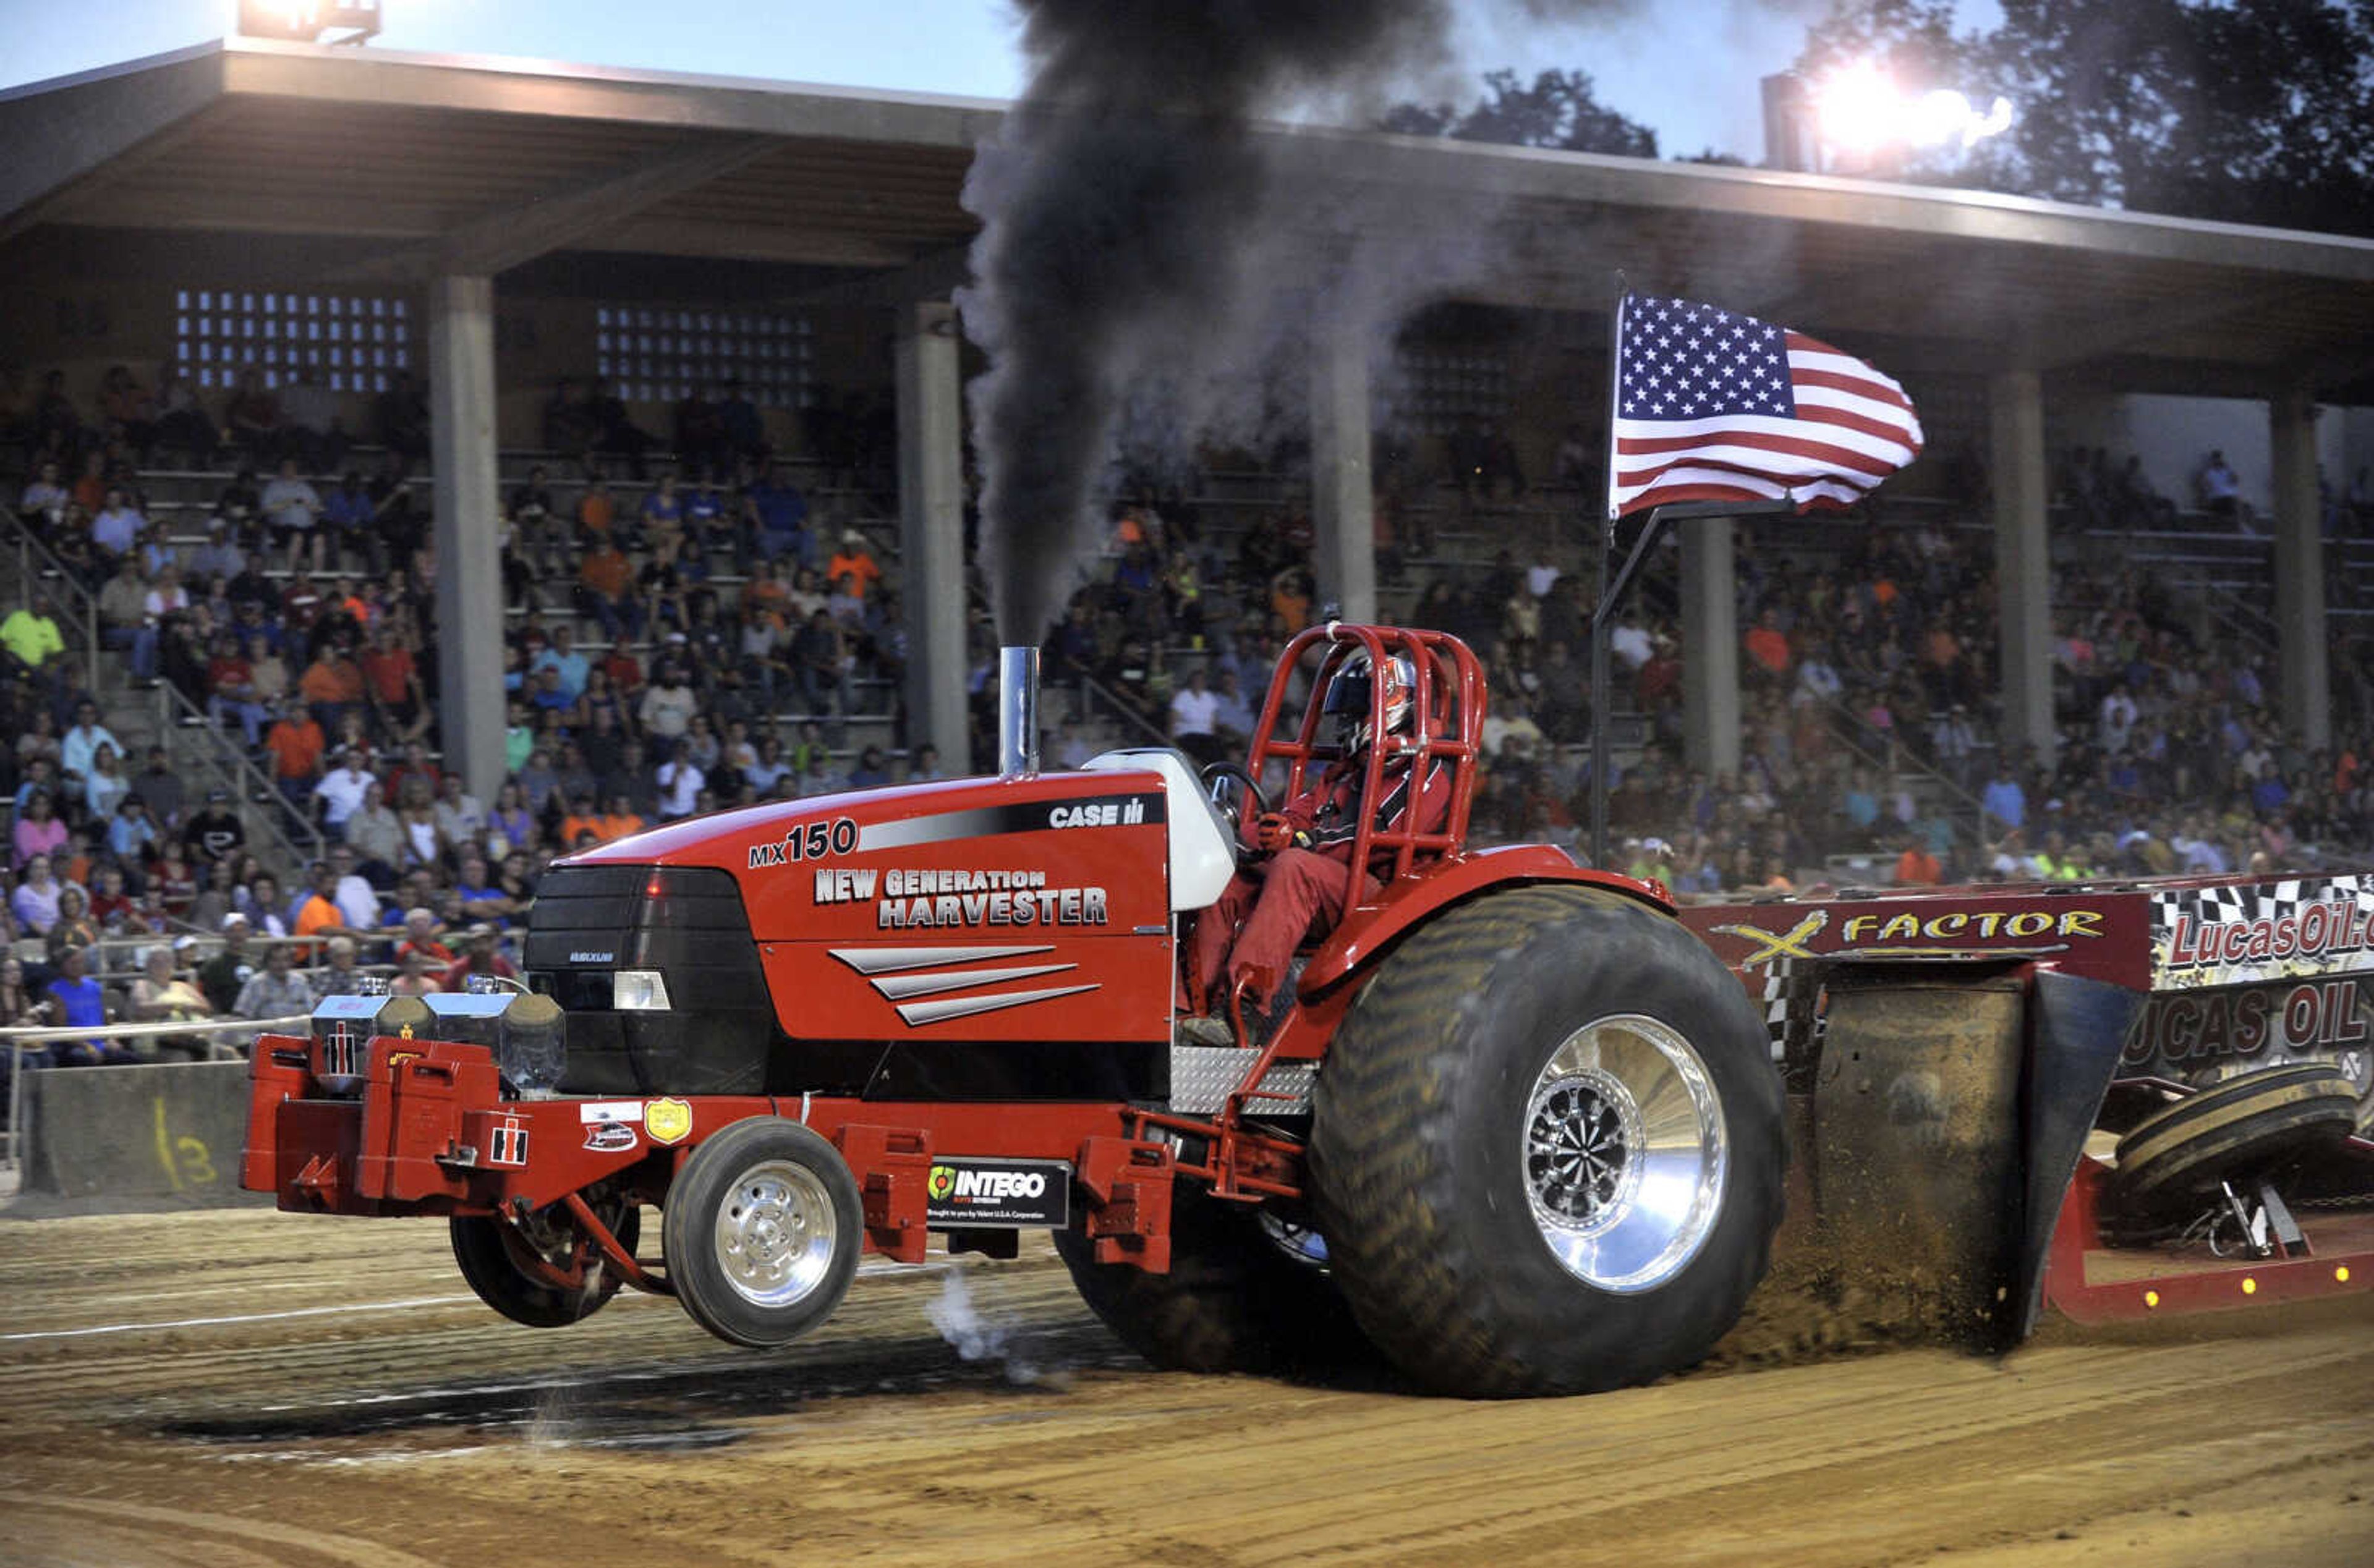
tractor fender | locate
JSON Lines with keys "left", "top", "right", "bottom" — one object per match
{"left": 1298, "top": 847, "right": 1674, "bottom": 1002}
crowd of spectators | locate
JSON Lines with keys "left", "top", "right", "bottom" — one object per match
{"left": 1092, "top": 455, "right": 2374, "bottom": 899}
{"left": 8, "top": 362, "right": 2374, "bottom": 1081}
{"left": 2, "top": 362, "right": 924, "bottom": 1082}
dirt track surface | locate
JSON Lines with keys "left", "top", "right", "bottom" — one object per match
{"left": 1, "top": 1208, "right": 2370, "bottom": 1567}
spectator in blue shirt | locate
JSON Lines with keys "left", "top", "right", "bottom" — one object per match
{"left": 108, "top": 796, "right": 159, "bottom": 860}
{"left": 745, "top": 462, "right": 812, "bottom": 566}
{"left": 323, "top": 472, "right": 378, "bottom": 574}
{"left": 41, "top": 946, "right": 134, "bottom": 1066}
{"left": 529, "top": 624, "right": 590, "bottom": 705}
{"left": 1980, "top": 764, "right": 2026, "bottom": 833}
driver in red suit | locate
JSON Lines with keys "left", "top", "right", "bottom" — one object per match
{"left": 1182, "top": 652, "right": 1450, "bottom": 1044}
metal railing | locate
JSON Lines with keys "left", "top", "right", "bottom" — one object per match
{"left": 150, "top": 673, "right": 327, "bottom": 871}
{"left": 3, "top": 497, "right": 323, "bottom": 876}
{"left": 1802, "top": 684, "right": 1990, "bottom": 850}
{"left": 1, "top": 1012, "right": 313, "bottom": 1179}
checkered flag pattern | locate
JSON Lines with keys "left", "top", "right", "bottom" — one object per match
{"left": 2148, "top": 875, "right": 2374, "bottom": 989}
{"left": 1759, "top": 959, "right": 1826, "bottom": 1088}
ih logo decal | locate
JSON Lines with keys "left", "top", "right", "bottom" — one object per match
{"left": 487, "top": 1117, "right": 529, "bottom": 1168}
{"left": 644, "top": 1098, "right": 693, "bottom": 1146}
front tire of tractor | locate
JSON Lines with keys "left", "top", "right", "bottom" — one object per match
{"left": 1053, "top": 1187, "right": 1372, "bottom": 1377}
{"left": 662, "top": 1117, "right": 864, "bottom": 1349}
{"left": 1311, "top": 884, "right": 1785, "bottom": 1398}
{"left": 451, "top": 1198, "right": 641, "bottom": 1329}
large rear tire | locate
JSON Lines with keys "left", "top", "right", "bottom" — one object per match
{"left": 451, "top": 1198, "right": 641, "bottom": 1329}
{"left": 663, "top": 1117, "right": 864, "bottom": 1349}
{"left": 2106, "top": 1064, "right": 2359, "bottom": 1216}
{"left": 1311, "top": 884, "right": 1784, "bottom": 1397}
{"left": 1054, "top": 1188, "right": 1372, "bottom": 1376}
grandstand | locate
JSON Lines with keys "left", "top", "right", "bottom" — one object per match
{"left": 5, "top": 34, "right": 2374, "bottom": 1085}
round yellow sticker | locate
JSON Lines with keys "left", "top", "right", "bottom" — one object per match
{"left": 644, "top": 1097, "right": 693, "bottom": 1145}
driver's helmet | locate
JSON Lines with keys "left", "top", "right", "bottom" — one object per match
{"left": 1321, "top": 652, "right": 1417, "bottom": 753}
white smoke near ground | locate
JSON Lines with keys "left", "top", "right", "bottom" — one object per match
{"left": 925, "top": 1265, "right": 1070, "bottom": 1389}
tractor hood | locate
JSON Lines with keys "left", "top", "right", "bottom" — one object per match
{"left": 533, "top": 768, "right": 1180, "bottom": 1102}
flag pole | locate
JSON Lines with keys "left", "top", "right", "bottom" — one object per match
{"left": 1591, "top": 279, "right": 1628, "bottom": 870}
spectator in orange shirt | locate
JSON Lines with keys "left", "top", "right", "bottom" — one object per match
{"left": 328, "top": 575, "right": 372, "bottom": 629}
{"left": 264, "top": 702, "right": 327, "bottom": 812}
{"left": 742, "top": 558, "right": 791, "bottom": 629}
{"left": 559, "top": 791, "right": 605, "bottom": 850}
{"left": 292, "top": 860, "right": 346, "bottom": 938}
{"left": 69, "top": 450, "right": 108, "bottom": 515}
{"left": 598, "top": 794, "right": 646, "bottom": 844}
{"left": 1894, "top": 836, "right": 1942, "bottom": 886}
{"left": 576, "top": 537, "right": 638, "bottom": 640}
{"left": 826, "top": 530, "right": 883, "bottom": 601}
{"left": 360, "top": 623, "right": 428, "bottom": 744}
{"left": 1743, "top": 608, "right": 1790, "bottom": 681}
{"left": 576, "top": 478, "right": 616, "bottom": 544}
{"left": 298, "top": 645, "right": 366, "bottom": 733}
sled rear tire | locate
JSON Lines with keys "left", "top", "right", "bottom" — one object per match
{"left": 2106, "top": 1064, "right": 2359, "bottom": 1215}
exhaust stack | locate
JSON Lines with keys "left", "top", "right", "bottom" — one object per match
{"left": 998, "top": 645, "right": 1040, "bottom": 778}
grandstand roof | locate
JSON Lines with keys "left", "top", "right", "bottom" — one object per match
{"left": 6, "top": 35, "right": 2373, "bottom": 399}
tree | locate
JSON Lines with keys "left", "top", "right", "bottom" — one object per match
{"left": 1791, "top": 0, "right": 2374, "bottom": 236}
{"left": 1381, "top": 67, "right": 1659, "bottom": 159}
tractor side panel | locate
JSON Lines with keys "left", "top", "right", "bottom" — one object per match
{"left": 745, "top": 777, "right": 1174, "bottom": 1101}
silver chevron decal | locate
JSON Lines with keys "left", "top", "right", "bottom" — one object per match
{"left": 897, "top": 984, "right": 1100, "bottom": 1027}
{"left": 867, "top": 962, "right": 1079, "bottom": 1001}
{"left": 827, "top": 944, "right": 1053, "bottom": 975}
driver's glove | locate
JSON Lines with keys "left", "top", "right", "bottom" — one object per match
{"left": 1254, "top": 813, "right": 1307, "bottom": 852}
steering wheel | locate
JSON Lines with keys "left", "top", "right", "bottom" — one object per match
{"left": 1199, "top": 761, "right": 1270, "bottom": 860}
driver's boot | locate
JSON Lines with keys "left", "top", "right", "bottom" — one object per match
{"left": 1173, "top": 1014, "right": 1236, "bottom": 1048}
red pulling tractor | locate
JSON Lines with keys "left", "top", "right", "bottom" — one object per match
{"left": 245, "top": 623, "right": 2374, "bottom": 1396}
{"left": 245, "top": 625, "right": 1784, "bottom": 1397}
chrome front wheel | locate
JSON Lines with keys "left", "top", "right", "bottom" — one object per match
{"left": 1521, "top": 1013, "right": 1728, "bottom": 1294}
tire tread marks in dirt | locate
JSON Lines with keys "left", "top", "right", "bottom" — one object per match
{"left": 1311, "top": 884, "right": 1785, "bottom": 1397}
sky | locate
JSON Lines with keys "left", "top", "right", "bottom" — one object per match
{"left": 0, "top": 1, "right": 2004, "bottom": 164}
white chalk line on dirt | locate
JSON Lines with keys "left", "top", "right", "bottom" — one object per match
{"left": 2, "top": 1258, "right": 943, "bottom": 1342}
{"left": 1, "top": 1296, "right": 483, "bottom": 1341}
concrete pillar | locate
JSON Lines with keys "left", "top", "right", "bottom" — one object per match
{"left": 1990, "top": 370, "right": 2054, "bottom": 768}
{"left": 428, "top": 274, "right": 504, "bottom": 803}
{"left": 896, "top": 300, "right": 969, "bottom": 773}
{"left": 2270, "top": 385, "right": 2330, "bottom": 750}
{"left": 1309, "top": 314, "right": 1376, "bottom": 623}
{"left": 1680, "top": 517, "right": 1740, "bottom": 776}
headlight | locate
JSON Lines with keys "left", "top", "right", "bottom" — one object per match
{"left": 613, "top": 970, "right": 673, "bottom": 1011}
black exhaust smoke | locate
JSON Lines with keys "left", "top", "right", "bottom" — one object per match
{"left": 959, "top": 2, "right": 1646, "bottom": 646}
{"left": 959, "top": 2, "right": 1458, "bottom": 647}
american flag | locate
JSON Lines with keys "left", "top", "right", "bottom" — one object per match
{"left": 1609, "top": 295, "right": 1923, "bottom": 518}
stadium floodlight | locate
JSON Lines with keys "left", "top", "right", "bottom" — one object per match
{"left": 1814, "top": 61, "right": 2014, "bottom": 161}
{"left": 236, "top": 1, "right": 383, "bottom": 44}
